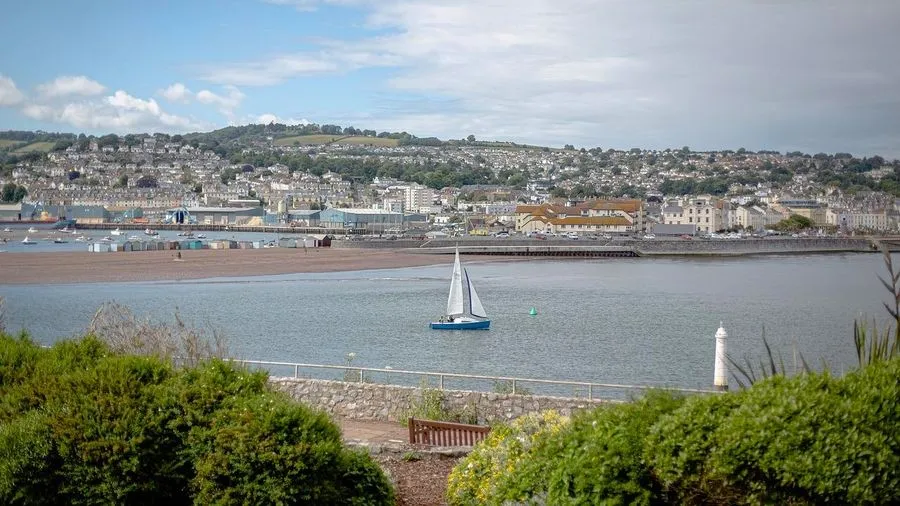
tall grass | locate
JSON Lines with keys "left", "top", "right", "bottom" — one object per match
{"left": 856, "top": 242, "right": 900, "bottom": 365}
{"left": 86, "top": 302, "right": 229, "bottom": 366}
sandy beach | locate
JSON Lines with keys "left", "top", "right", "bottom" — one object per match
{"left": 0, "top": 248, "right": 468, "bottom": 285}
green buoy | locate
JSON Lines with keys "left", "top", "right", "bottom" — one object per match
{"left": 529, "top": 307, "right": 537, "bottom": 316}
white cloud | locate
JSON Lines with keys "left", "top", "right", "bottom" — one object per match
{"left": 200, "top": 56, "right": 339, "bottom": 86}
{"left": 253, "top": 113, "right": 310, "bottom": 125}
{"left": 261, "top": 0, "right": 361, "bottom": 12}
{"left": 160, "top": 82, "right": 192, "bottom": 103}
{"left": 195, "top": 85, "right": 245, "bottom": 117}
{"left": 37, "top": 75, "right": 106, "bottom": 98}
{"left": 0, "top": 75, "right": 25, "bottom": 107}
{"left": 22, "top": 90, "right": 206, "bottom": 133}
{"left": 210, "top": 0, "right": 900, "bottom": 155}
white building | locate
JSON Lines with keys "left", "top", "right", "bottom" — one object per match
{"left": 404, "top": 183, "right": 435, "bottom": 213}
{"left": 661, "top": 195, "right": 730, "bottom": 234}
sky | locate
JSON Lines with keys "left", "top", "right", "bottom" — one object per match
{"left": 0, "top": 0, "right": 899, "bottom": 157}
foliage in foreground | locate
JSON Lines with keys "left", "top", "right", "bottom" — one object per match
{"left": 446, "top": 410, "right": 569, "bottom": 505}
{"left": 448, "top": 359, "right": 900, "bottom": 505}
{"left": 0, "top": 334, "right": 393, "bottom": 505}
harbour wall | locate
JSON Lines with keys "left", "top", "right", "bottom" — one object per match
{"left": 269, "top": 377, "right": 607, "bottom": 424}
{"left": 331, "top": 237, "right": 880, "bottom": 256}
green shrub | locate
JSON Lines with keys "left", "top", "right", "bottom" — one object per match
{"left": 645, "top": 391, "right": 745, "bottom": 504}
{"left": 489, "top": 391, "right": 684, "bottom": 506}
{"left": 446, "top": 410, "right": 569, "bottom": 506}
{"left": 542, "top": 391, "right": 685, "bottom": 505}
{"left": 192, "top": 394, "right": 393, "bottom": 505}
{"left": 0, "top": 410, "right": 58, "bottom": 504}
{"left": 401, "top": 380, "right": 477, "bottom": 424}
{"left": 647, "top": 358, "right": 900, "bottom": 505}
{"left": 0, "top": 337, "right": 394, "bottom": 505}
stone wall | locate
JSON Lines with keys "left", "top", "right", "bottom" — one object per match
{"left": 633, "top": 237, "right": 873, "bottom": 255}
{"left": 331, "top": 237, "right": 876, "bottom": 256}
{"left": 269, "top": 377, "right": 607, "bottom": 424}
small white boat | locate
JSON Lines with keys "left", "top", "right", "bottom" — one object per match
{"left": 430, "top": 247, "right": 491, "bottom": 330}
{"left": 110, "top": 228, "right": 124, "bottom": 236}
{"left": 196, "top": 234, "right": 207, "bottom": 239}
{"left": 22, "top": 236, "right": 37, "bottom": 245}
{"left": 144, "top": 228, "right": 159, "bottom": 236}
{"left": 100, "top": 236, "right": 115, "bottom": 242}
{"left": 53, "top": 237, "right": 69, "bottom": 244}
{"left": 75, "top": 235, "right": 89, "bottom": 242}
{"left": 2, "top": 227, "right": 11, "bottom": 233}
{"left": 27, "top": 227, "right": 38, "bottom": 233}
{"left": 127, "top": 235, "right": 141, "bottom": 241}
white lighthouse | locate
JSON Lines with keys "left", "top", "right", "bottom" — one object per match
{"left": 714, "top": 322, "right": 728, "bottom": 391}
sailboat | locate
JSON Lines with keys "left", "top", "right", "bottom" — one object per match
{"left": 430, "top": 247, "right": 490, "bottom": 330}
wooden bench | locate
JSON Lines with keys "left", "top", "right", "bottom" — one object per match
{"left": 408, "top": 417, "right": 491, "bottom": 447}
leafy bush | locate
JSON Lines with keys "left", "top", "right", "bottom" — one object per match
{"left": 646, "top": 358, "right": 900, "bottom": 505}
{"left": 534, "top": 391, "right": 685, "bottom": 505}
{"left": 0, "top": 336, "right": 394, "bottom": 505}
{"left": 192, "top": 394, "right": 392, "bottom": 504}
{"left": 401, "top": 380, "right": 477, "bottom": 424}
{"left": 446, "top": 410, "right": 569, "bottom": 505}
{"left": 456, "top": 391, "right": 684, "bottom": 505}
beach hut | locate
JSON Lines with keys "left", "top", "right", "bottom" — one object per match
{"left": 309, "top": 234, "right": 333, "bottom": 247}
{"left": 278, "top": 237, "right": 299, "bottom": 248}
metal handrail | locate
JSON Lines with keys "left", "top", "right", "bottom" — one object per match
{"left": 230, "top": 359, "right": 722, "bottom": 400}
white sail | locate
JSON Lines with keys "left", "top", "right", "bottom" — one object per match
{"left": 465, "top": 269, "right": 487, "bottom": 318}
{"left": 446, "top": 248, "right": 464, "bottom": 315}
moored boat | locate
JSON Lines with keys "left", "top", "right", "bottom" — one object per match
{"left": 431, "top": 247, "right": 491, "bottom": 330}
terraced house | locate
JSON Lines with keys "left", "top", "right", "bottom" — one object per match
{"left": 514, "top": 199, "right": 646, "bottom": 235}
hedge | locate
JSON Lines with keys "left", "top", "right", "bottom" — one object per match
{"left": 0, "top": 334, "right": 394, "bottom": 505}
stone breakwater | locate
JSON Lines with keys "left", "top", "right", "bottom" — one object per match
{"left": 269, "top": 377, "right": 607, "bottom": 424}
{"left": 332, "top": 237, "right": 879, "bottom": 256}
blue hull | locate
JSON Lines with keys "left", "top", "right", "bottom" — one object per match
{"left": 430, "top": 320, "right": 491, "bottom": 330}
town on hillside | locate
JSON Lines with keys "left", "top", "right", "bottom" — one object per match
{"left": 1, "top": 126, "right": 899, "bottom": 237}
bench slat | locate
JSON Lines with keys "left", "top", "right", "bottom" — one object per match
{"left": 408, "top": 417, "right": 490, "bottom": 447}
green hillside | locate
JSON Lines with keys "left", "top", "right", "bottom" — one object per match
{"left": 274, "top": 135, "right": 400, "bottom": 147}
{"left": 13, "top": 141, "right": 55, "bottom": 153}
{"left": 0, "top": 139, "right": 24, "bottom": 149}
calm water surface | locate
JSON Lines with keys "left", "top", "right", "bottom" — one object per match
{"left": 0, "top": 253, "right": 891, "bottom": 392}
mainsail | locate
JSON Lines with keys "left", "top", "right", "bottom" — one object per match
{"left": 446, "top": 248, "right": 464, "bottom": 316}
{"left": 465, "top": 269, "right": 487, "bottom": 318}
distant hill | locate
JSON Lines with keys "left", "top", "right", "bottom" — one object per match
{"left": 274, "top": 135, "right": 400, "bottom": 147}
